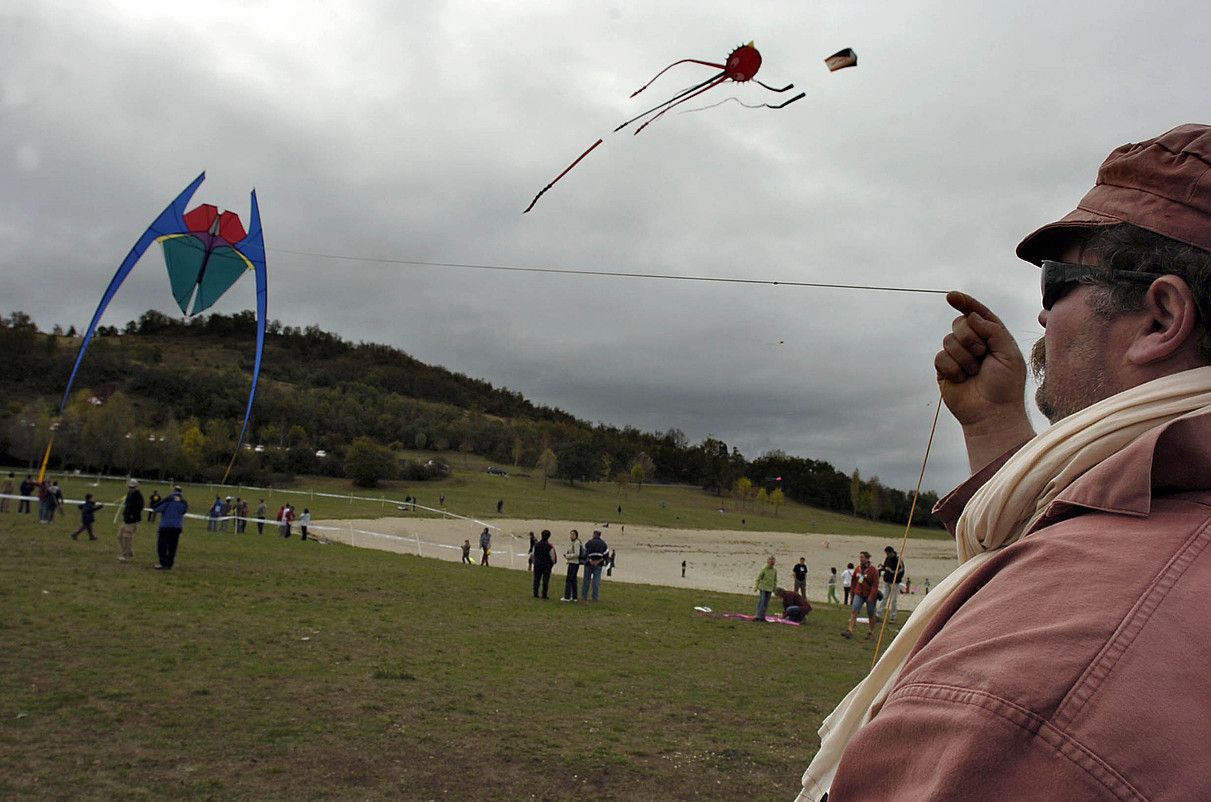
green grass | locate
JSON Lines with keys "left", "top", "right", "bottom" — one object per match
{"left": 9, "top": 453, "right": 946, "bottom": 540}
{"left": 0, "top": 512, "right": 881, "bottom": 801}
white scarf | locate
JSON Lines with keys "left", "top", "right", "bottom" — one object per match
{"left": 796, "top": 366, "right": 1211, "bottom": 802}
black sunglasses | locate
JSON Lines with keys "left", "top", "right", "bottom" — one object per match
{"left": 1040, "top": 260, "right": 1165, "bottom": 310}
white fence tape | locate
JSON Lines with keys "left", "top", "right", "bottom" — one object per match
{"left": 0, "top": 492, "right": 528, "bottom": 564}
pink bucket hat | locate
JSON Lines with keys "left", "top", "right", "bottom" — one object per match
{"left": 1017, "top": 124, "right": 1211, "bottom": 265}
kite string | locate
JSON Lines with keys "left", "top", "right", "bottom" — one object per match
{"left": 267, "top": 247, "right": 949, "bottom": 297}
{"left": 870, "top": 385, "right": 944, "bottom": 668}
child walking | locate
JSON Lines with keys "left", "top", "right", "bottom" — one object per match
{"left": 71, "top": 494, "right": 103, "bottom": 541}
{"left": 827, "top": 567, "right": 840, "bottom": 604}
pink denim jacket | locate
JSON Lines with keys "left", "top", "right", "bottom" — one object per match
{"left": 826, "top": 410, "right": 1211, "bottom": 801}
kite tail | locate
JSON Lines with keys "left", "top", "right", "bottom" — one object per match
{"left": 633, "top": 76, "right": 728, "bottom": 135}
{"left": 523, "top": 138, "right": 604, "bottom": 213}
{"left": 629, "top": 58, "right": 725, "bottom": 97}
{"left": 755, "top": 80, "right": 795, "bottom": 92}
{"left": 766, "top": 92, "right": 805, "bottom": 110}
{"left": 614, "top": 72, "right": 725, "bottom": 133}
{"left": 36, "top": 431, "right": 55, "bottom": 484}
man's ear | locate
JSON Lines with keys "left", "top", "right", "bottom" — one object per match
{"left": 1125, "top": 275, "right": 1201, "bottom": 366}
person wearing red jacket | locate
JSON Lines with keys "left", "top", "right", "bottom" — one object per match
{"left": 842, "top": 551, "right": 879, "bottom": 640}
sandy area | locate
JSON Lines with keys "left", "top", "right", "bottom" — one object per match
{"left": 310, "top": 515, "right": 959, "bottom": 611}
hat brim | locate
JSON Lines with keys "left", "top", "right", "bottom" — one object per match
{"left": 1015, "top": 207, "right": 1125, "bottom": 266}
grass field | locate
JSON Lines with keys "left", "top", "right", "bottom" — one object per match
{"left": 0, "top": 511, "right": 880, "bottom": 801}
{"left": 6, "top": 451, "right": 947, "bottom": 541}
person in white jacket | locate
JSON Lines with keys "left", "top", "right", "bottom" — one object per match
{"left": 560, "top": 529, "right": 585, "bottom": 602}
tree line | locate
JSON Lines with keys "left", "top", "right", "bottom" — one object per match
{"left": 0, "top": 309, "right": 941, "bottom": 527}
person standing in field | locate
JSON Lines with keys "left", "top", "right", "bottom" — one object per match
{"left": 531, "top": 529, "right": 557, "bottom": 599}
{"left": 877, "top": 545, "right": 904, "bottom": 623}
{"left": 562, "top": 530, "right": 584, "bottom": 601}
{"left": 827, "top": 566, "right": 840, "bottom": 604}
{"left": 146, "top": 489, "right": 161, "bottom": 522}
{"left": 840, "top": 562, "right": 854, "bottom": 606}
{"left": 479, "top": 527, "right": 492, "bottom": 565}
{"left": 117, "top": 478, "right": 143, "bottom": 562}
{"left": 581, "top": 530, "right": 609, "bottom": 602}
{"left": 793, "top": 557, "right": 808, "bottom": 597}
{"left": 255, "top": 499, "right": 267, "bottom": 534}
{"left": 18, "top": 475, "right": 34, "bottom": 514}
{"left": 153, "top": 487, "right": 188, "bottom": 570}
{"left": 299, "top": 508, "right": 311, "bottom": 540}
{"left": 70, "top": 493, "right": 102, "bottom": 540}
{"left": 461, "top": 539, "right": 472, "bottom": 564}
{"left": 753, "top": 556, "right": 778, "bottom": 622}
{"left": 527, "top": 531, "right": 537, "bottom": 571}
{"left": 842, "top": 551, "right": 880, "bottom": 640}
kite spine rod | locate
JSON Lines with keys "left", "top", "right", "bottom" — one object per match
{"left": 269, "top": 247, "right": 949, "bottom": 296}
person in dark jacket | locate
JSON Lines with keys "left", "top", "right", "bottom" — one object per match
{"left": 146, "top": 489, "right": 161, "bottom": 522}
{"left": 531, "top": 529, "right": 557, "bottom": 599}
{"left": 118, "top": 478, "right": 144, "bottom": 561}
{"left": 152, "top": 487, "right": 189, "bottom": 570}
{"left": 18, "top": 475, "right": 34, "bottom": 514}
{"left": 70, "top": 493, "right": 102, "bottom": 540}
{"left": 580, "top": 530, "right": 609, "bottom": 602}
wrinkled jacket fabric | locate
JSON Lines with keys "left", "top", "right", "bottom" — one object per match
{"left": 154, "top": 495, "right": 189, "bottom": 529}
{"left": 826, "top": 410, "right": 1211, "bottom": 802}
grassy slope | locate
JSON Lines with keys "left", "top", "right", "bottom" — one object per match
{"left": 0, "top": 511, "right": 882, "bottom": 801}
{"left": 14, "top": 450, "right": 947, "bottom": 541}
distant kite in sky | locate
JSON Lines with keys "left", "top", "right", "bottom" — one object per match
{"left": 824, "top": 48, "right": 858, "bottom": 72}
{"left": 45, "top": 172, "right": 267, "bottom": 482}
{"left": 524, "top": 42, "right": 805, "bottom": 213}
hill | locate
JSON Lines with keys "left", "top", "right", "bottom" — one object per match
{"left": 0, "top": 309, "right": 941, "bottom": 529}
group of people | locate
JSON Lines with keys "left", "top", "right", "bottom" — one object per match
{"left": 529, "top": 528, "right": 612, "bottom": 602}
{"left": 749, "top": 546, "right": 912, "bottom": 629}
{"left": 2, "top": 473, "right": 67, "bottom": 523}
{"left": 752, "top": 556, "right": 812, "bottom": 623}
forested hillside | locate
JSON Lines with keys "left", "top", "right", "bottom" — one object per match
{"left": 0, "top": 310, "right": 939, "bottom": 527}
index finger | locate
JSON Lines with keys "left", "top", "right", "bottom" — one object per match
{"left": 945, "top": 291, "right": 1008, "bottom": 327}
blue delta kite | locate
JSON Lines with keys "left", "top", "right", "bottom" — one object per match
{"left": 46, "top": 172, "right": 267, "bottom": 483}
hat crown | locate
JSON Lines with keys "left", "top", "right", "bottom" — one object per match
{"left": 1017, "top": 123, "right": 1211, "bottom": 264}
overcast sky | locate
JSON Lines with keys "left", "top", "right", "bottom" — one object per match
{"left": 2, "top": 1, "right": 1208, "bottom": 493}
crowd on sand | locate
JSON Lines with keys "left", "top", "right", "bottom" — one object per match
{"left": 465, "top": 526, "right": 618, "bottom": 603}
{"left": 747, "top": 544, "right": 918, "bottom": 630}
{"left": 2, "top": 472, "right": 317, "bottom": 570}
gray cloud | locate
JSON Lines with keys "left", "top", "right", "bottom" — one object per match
{"left": 2, "top": 0, "right": 1206, "bottom": 494}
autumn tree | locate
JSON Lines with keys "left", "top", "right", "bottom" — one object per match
{"left": 629, "top": 451, "right": 655, "bottom": 491}
{"left": 536, "top": 448, "right": 558, "bottom": 490}
{"left": 770, "top": 486, "right": 785, "bottom": 517}
{"left": 345, "top": 437, "right": 397, "bottom": 488}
